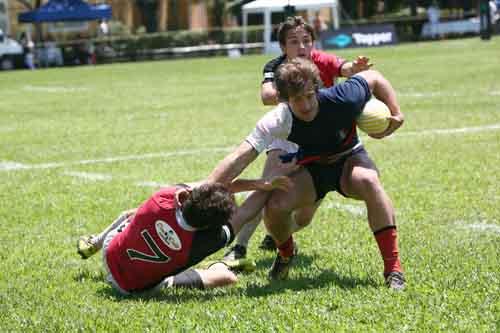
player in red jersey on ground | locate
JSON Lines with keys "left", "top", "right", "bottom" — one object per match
{"left": 77, "top": 175, "right": 293, "bottom": 295}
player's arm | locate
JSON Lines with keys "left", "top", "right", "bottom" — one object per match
{"left": 229, "top": 176, "right": 293, "bottom": 194}
{"left": 207, "top": 141, "right": 259, "bottom": 186}
{"left": 355, "top": 70, "right": 404, "bottom": 138}
{"left": 209, "top": 106, "right": 288, "bottom": 186}
{"left": 261, "top": 56, "right": 283, "bottom": 105}
{"left": 340, "top": 56, "right": 373, "bottom": 77}
{"left": 261, "top": 81, "right": 279, "bottom": 105}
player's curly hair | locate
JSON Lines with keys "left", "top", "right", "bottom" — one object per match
{"left": 181, "top": 183, "right": 236, "bottom": 229}
{"left": 277, "top": 16, "right": 316, "bottom": 47}
{"left": 275, "top": 58, "right": 321, "bottom": 101}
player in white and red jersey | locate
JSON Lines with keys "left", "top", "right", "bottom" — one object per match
{"left": 77, "top": 176, "right": 293, "bottom": 295}
{"left": 210, "top": 59, "right": 405, "bottom": 289}
{"left": 225, "top": 16, "right": 373, "bottom": 261}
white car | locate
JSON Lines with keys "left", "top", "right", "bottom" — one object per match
{"left": 0, "top": 31, "right": 23, "bottom": 70}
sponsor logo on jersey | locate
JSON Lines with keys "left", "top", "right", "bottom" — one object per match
{"left": 155, "top": 220, "right": 182, "bottom": 251}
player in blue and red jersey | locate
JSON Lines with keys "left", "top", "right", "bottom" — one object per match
{"left": 77, "top": 176, "right": 293, "bottom": 295}
{"left": 209, "top": 58, "right": 406, "bottom": 289}
{"left": 225, "top": 16, "right": 372, "bottom": 261}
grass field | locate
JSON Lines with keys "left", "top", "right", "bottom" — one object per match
{"left": 1, "top": 36, "right": 499, "bottom": 332}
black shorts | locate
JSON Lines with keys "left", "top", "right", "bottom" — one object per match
{"left": 304, "top": 147, "right": 371, "bottom": 201}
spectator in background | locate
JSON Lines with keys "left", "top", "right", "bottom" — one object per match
{"left": 44, "top": 35, "right": 64, "bottom": 67}
{"left": 98, "top": 19, "right": 109, "bottom": 37}
{"left": 427, "top": 1, "right": 441, "bottom": 39}
{"left": 312, "top": 12, "right": 327, "bottom": 50}
{"left": 20, "top": 32, "right": 36, "bottom": 70}
{"left": 490, "top": 0, "right": 499, "bottom": 27}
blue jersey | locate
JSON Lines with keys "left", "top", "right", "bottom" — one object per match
{"left": 247, "top": 75, "right": 371, "bottom": 156}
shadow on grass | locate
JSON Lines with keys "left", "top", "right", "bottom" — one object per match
{"left": 87, "top": 252, "right": 378, "bottom": 302}
{"left": 95, "top": 284, "right": 227, "bottom": 303}
{"left": 244, "top": 269, "right": 378, "bottom": 298}
{"left": 254, "top": 252, "right": 315, "bottom": 269}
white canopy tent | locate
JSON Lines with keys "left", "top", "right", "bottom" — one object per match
{"left": 242, "top": 0, "right": 339, "bottom": 54}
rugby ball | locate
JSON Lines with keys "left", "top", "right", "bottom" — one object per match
{"left": 357, "top": 98, "right": 391, "bottom": 135}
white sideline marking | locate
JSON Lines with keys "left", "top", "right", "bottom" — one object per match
{"left": 0, "top": 161, "right": 30, "bottom": 170}
{"left": 399, "top": 92, "right": 444, "bottom": 98}
{"left": 397, "top": 123, "right": 500, "bottom": 137}
{"left": 462, "top": 223, "right": 500, "bottom": 234}
{"left": 0, "top": 147, "right": 234, "bottom": 172}
{"left": 2, "top": 123, "right": 500, "bottom": 173}
{"left": 63, "top": 171, "right": 113, "bottom": 181}
{"left": 135, "top": 181, "right": 166, "bottom": 188}
{"left": 323, "top": 202, "right": 365, "bottom": 216}
{"left": 398, "top": 91, "right": 500, "bottom": 97}
{"left": 23, "top": 85, "right": 89, "bottom": 93}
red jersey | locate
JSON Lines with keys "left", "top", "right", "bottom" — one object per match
{"left": 262, "top": 49, "right": 346, "bottom": 88}
{"left": 105, "top": 186, "right": 232, "bottom": 292}
{"left": 310, "top": 49, "right": 345, "bottom": 87}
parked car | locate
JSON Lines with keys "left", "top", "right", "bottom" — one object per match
{"left": 0, "top": 29, "right": 24, "bottom": 70}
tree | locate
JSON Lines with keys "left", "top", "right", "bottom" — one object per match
{"left": 15, "top": 0, "right": 42, "bottom": 10}
{"left": 136, "top": 0, "right": 158, "bottom": 33}
{"left": 209, "top": 0, "right": 226, "bottom": 42}
{"left": 15, "top": 0, "right": 43, "bottom": 41}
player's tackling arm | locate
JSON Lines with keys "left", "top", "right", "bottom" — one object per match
{"left": 261, "top": 82, "right": 279, "bottom": 105}
{"left": 340, "top": 56, "right": 373, "bottom": 77}
{"left": 207, "top": 141, "right": 258, "bottom": 186}
{"left": 229, "top": 176, "right": 292, "bottom": 194}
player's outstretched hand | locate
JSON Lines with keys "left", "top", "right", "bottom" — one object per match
{"left": 369, "top": 113, "right": 405, "bottom": 139}
{"left": 352, "top": 56, "right": 373, "bottom": 74}
{"left": 259, "top": 175, "right": 293, "bottom": 192}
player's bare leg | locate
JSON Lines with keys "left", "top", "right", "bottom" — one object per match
{"left": 198, "top": 264, "right": 238, "bottom": 288}
{"left": 264, "top": 168, "right": 316, "bottom": 280}
{"left": 340, "top": 153, "right": 404, "bottom": 290}
{"left": 77, "top": 209, "right": 135, "bottom": 259}
{"left": 152, "top": 264, "right": 238, "bottom": 293}
{"left": 225, "top": 149, "right": 320, "bottom": 258}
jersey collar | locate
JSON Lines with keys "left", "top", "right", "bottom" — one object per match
{"left": 176, "top": 207, "right": 197, "bottom": 232}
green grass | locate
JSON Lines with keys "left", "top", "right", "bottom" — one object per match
{"left": 1, "top": 37, "right": 499, "bottom": 332}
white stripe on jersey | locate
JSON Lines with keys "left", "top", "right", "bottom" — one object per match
{"left": 222, "top": 225, "right": 232, "bottom": 246}
{"left": 245, "top": 103, "right": 293, "bottom": 153}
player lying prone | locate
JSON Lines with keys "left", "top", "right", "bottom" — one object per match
{"left": 77, "top": 171, "right": 295, "bottom": 295}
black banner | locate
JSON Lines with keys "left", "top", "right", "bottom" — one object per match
{"left": 321, "top": 24, "right": 398, "bottom": 49}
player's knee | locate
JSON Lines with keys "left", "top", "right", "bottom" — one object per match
{"left": 355, "top": 170, "right": 382, "bottom": 195}
{"left": 294, "top": 213, "right": 313, "bottom": 228}
{"left": 210, "top": 270, "right": 238, "bottom": 288}
{"left": 266, "top": 194, "right": 291, "bottom": 216}
{"left": 223, "top": 271, "right": 238, "bottom": 285}
{"left": 201, "top": 266, "right": 238, "bottom": 288}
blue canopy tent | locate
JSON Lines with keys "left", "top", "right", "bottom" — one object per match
{"left": 18, "top": 0, "right": 111, "bottom": 23}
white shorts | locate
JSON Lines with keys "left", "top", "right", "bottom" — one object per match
{"left": 265, "top": 138, "right": 299, "bottom": 154}
{"left": 102, "top": 215, "right": 132, "bottom": 295}
{"left": 101, "top": 214, "right": 174, "bottom": 295}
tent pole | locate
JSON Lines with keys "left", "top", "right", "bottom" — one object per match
{"left": 332, "top": 3, "right": 340, "bottom": 30}
{"left": 242, "top": 11, "right": 248, "bottom": 54}
{"left": 264, "top": 9, "right": 271, "bottom": 54}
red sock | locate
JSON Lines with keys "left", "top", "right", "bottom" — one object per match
{"left": 277, "top": 236, "right": 294, "bottom": 258}
{"left": 374, "top": 226, "right": 402, "bottom": 276}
